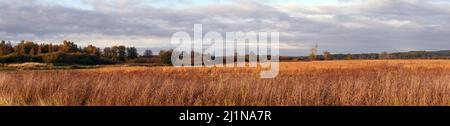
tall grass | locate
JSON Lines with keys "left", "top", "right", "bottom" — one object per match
{"left": 0, "top": 60, "right": 449, "bottom": 106}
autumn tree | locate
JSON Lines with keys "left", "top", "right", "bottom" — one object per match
{"left": 37, "top": 45, "right": 42, "bottom": 55}
{"left": 14, "top": 41, "right": 26, "bottom": 55}
{"left": 159, "top": 50, "right": 173, "bottom": 65}
{"left": 345, "top": 53, "right": 353, "bottom": 60}
{"left": 61, "top": 40, "right": 79, "bottom": 53}
{"left": 29, "top": 49, "right": 36, "bottom": 56}
{"left": 21, "top": 41, "right": 37, "bottom": 55}
{"left": 48, "top": 43, "right": 55, "bottom": 53}
{"left": 83, "top": 45, "right": 100, "bottom": 56}
{"left": 323, "top": 51, "right": 332, "bottom": 60}
{"left": 0, "top": 40, "right": 140, "bottom": 64}
{"left": 0, "top": 40, "right": 14, "bottom": 56}
{"left": 0, "top": 40, "right": 5, "bottom": 56}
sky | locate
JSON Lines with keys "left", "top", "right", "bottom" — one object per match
{"left": 1, "top": 0, "right": 450, "bottom": 56}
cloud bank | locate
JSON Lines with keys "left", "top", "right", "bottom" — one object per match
{"left": 0, "top": 0, "right": 449, "bottom": 55}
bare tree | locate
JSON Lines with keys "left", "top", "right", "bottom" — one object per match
{"left": 144, "top": 50, "right": 153, "bottom": 57}
{"left": 309, "top": 43, "right": 318, "bottom": 61}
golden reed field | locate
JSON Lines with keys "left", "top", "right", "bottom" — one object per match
{"left": 0, "top": 60, "right": 449, "bottom": 106}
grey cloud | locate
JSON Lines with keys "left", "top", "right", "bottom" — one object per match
{"left": 283, "top": 0, "right": 450, "bottom": 54}
{"left": 0, "top": 0, "right": 449, "bottom": 55}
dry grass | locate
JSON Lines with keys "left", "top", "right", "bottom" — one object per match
{"left": 0, "top": 60, "right": 449, "bottom": 106}
{"left": 5, "top": 62, "right": 52, "bottom": 70}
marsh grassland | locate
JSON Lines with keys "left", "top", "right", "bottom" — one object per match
{"left": 0, "top": 60, "right": 449, "bottom": 106}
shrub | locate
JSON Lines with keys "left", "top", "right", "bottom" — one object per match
{"left": 0, "top": 53, "right": 114, "bottom": 65}
{"left": 127, "top": 57, "right": 160, "bottom": 64}
{"left": 41, "top": 53, "right": 114, "bottom": 65}
{"left": 0, "top": 54, "right": 43, "bottom": 63}
{"left": 159, "top": 50, "right": 173, "bottom": 65}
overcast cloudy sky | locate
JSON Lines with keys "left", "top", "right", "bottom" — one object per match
{"left": 0, "top": 0, "right": 449, "bottom": 56}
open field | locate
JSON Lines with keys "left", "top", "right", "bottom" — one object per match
{"left": 0, "top": 60, "right": 449, "bottom": 106}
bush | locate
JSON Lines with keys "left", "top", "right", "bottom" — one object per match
{"left": 0, "top": 53, "right": 114, "bottom": 65}
{"left": 127, "top": 57, "right": 160, "bottom": 64}
{"left": 159, "top": 50, "right": 173, "bottom": 65}
{"left": 0, "top": 54, "right": 43, "bottom": 63}
{"left": 41, "top": 53, "right": 114, "bottom": 65}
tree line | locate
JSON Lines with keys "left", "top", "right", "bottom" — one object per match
{"left": 305, "top": 50, "right": 450, "bottom": 61}
{"left": 305, "top": 44, "right": 450, "bottom": 61}
{"left": 0, "top": 40, "right": 140, "bottom": 65}
{"left": 2, "top": 40, "right": 448, "bottom": 65}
